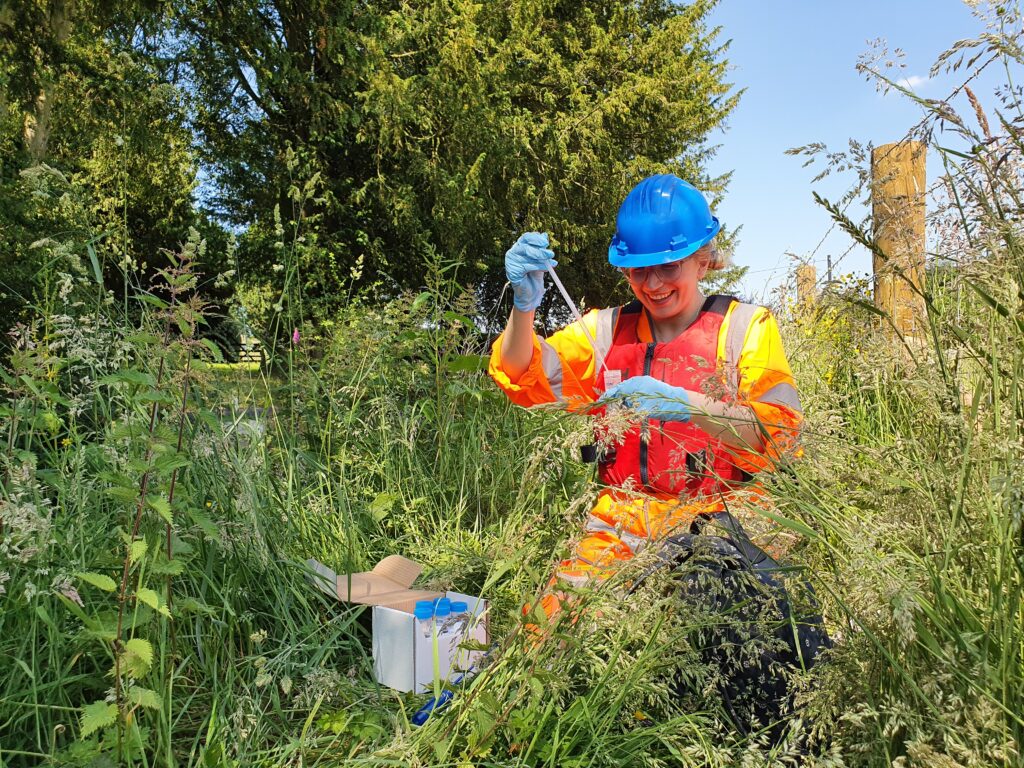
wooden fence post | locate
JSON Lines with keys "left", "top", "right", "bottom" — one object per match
{"left": 871, "top": 141, "right": 927, "bottom": 337}
{"left": 796, "top": 264, "right": 817, "bottom": 313}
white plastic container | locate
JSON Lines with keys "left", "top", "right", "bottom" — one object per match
{"left": 306, "top": 557, "right": 488, "bottom": 693}
{"left": 372, "top": 590, "right": 487, "bottom": 692}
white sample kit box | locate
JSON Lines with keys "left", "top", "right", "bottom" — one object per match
{"left": 306, "top": 555, "right": 488, "bottom": 693}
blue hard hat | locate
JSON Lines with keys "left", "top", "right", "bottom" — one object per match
{"left": 608, "top": 174, "right": 721, "bottom": 268}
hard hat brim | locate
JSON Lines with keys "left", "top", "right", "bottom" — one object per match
{"left": 608, "top": 218, "right": 721, "bottom": 268}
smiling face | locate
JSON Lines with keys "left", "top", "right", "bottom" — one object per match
{"left": 623, "top": 248, "right": 711, "bottom": 326}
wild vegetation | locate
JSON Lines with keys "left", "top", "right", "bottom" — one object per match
{"left": 1, "top": 1, "right": 1022, "bottom": 766}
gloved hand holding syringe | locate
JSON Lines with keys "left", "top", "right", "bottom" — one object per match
{"left": 504, "top": 231, "right": 600, "bottom": 358}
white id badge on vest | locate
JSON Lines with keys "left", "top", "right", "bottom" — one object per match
{"left": 604, "top": 369, "right": 622, "bottom": 389}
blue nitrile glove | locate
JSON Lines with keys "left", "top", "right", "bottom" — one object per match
{"left": 505, "top": 232, "right": 557, "bottom": 312}
{"left": 411, "top": 643, "right": 497, "bottom": 726}
{"left": 411, "top": 684, "right": 457, "bottom": 726}
{"left": 599, "top": 375, "right": 695, "bottom": 423}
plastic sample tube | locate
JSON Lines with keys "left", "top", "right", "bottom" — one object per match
{"left": 546, "top": 265, "right": 598, "bottom": 350}
{"left": 415, "top": 600, "right": 434, "bottom": 638}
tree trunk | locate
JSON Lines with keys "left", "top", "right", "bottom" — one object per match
{"left": 22, "top": 0, "right": 72, "bottom": 161}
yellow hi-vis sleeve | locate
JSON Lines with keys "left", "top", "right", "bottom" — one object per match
{"left": 488, "top": 310, "right": 604, "bottom": 408}
{"left": 718, "top": 305, "right": 803, "bottom": 471}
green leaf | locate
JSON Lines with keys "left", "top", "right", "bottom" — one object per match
{"left": 87, "top": 242, "right": 103, "bottom": 284}
{"left": 470, "top": 697, "right": 497, "bottom": 749}
{"left": 136, "top": 589, "right": 161, "bottom": 611}
{"left": 135, "top": 294, "right": 168, "bottom": 309}
{"left": 442, "top": 310, "right": 473, "bottom": 327}
{"left": 80, "top": 701, "right": 118, "bottom": 737}
{"left": 176, "top": 597, "right": 216, "bottom": 616}
{"left": 129, "top": 539, "right": 148, "bottom": 563}
{"left": 150, "top": 556, "right": 185, "bottom": 576}
{"left": 126, "top": 332, "right": 162, "bottom": 346}
{"left": 18, "top": 374, "right": 45, "bottom": 399}
{"left": 82, "top": 609, "right": 121, "bottom": 643}
{"left": 529, "top": 674, "right": 545, "bottom": 699}
{"left": 127, "top": 457, "right": 153, "bottom": 475}
{"left": 97, "top": 370, "right": 156, "bottom": 387}
{"left": 15, "top": 658, "right": 35, "bottom": 683}
{"left": 105, "top": 485, "right": 139, "bottom": 505}
{"left": 200, "top": 337, "right": 224, "bottom": 362}
{"left": 369, "top": 492, "right": 395, "bottom": 522}
{"left": 129, "top": 686, "right": 161, "bottom": 710}
{"left": 445, "top": 354, "right": 487, "bottom": 373}
{"left": 967, "top": 279, "right": 1024, "bottom": 334}
{"left": 56, "top": 593, "right": 91, "bottom": 624}
{"left": 847, "top": 297, "right": 889, "bottom": 319}
{"left": 135, "top": 586, "right": 172, "bottom": 618}
{"left": 35, "top": 603, "right": 58, "bottom": 631}
{"left": 123, "top": 637, "right": 154, "bottom": 675}
{"left": 77, "top": 572, "right": 117, "bottom": 592}
{"left": 753, "top": 508, "right": 820, "bottom": 541}
{"left": 154, "top": 451, "right": 191, "bottom": 474}
{"left": 412, "top": 291, "right": 432, "bottom": 311}
{"left": 188, "top": 508, "right": 220, "bottom": 539}
{"left": 934, "top": 144, "right": 974, "bottom": 160}
{"left": 138, "top": 388, "right": 176, "bottom": 405}
{"left": 147, "top": 496, "right": 173, "bottom": 525}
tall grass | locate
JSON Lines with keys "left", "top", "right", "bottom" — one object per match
{"left": 772, "top": 8, "right": 1024, "bottom": 762}
{"left": 1, "top": 8, "right": 1023, "bottom": 767}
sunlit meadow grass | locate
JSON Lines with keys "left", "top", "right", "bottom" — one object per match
{"left": 2, "top": 11, "right": 1023, "bottom": 767}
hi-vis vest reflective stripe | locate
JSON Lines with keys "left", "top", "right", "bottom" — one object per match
{"left": 591, "top": 295, "right": 758, "bottom": 497}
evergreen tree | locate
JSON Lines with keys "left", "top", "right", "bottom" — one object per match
{"left": 173, "top": 0, "right": 738, "bottom": 322}
{"left": 0, "top": 1, "right": 202, "bottom": 332}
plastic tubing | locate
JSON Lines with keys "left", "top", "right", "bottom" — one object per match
{"left": 545, "top": 265, "right": 598, "bottom": 351}
{"left": 545, "top": 264, "right": 611, "bottom": 383}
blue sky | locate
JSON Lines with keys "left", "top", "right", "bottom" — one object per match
{"left": 705, "top": 0, "right": 1000, "bottom": 301}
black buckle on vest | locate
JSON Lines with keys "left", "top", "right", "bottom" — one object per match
{"left": 580, "top": 444, "right": 615, "bottom": 464}
{"left": 686, "top": 449, "right": 707, "bottom": 476}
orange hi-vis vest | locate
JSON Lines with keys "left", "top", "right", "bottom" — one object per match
{"left": 594, "top": 295, "right": 750, "bottom": 498}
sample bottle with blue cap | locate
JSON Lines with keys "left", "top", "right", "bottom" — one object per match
{"left": 433, "top": 602, "right": 451, "bottom": 624}
{"left": 449, "top": 601, "right": 469, "bottom": 634}
{"left": 414, "top": 600, "right": 434, "bottom": 638}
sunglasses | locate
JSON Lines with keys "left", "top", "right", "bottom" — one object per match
{"left": 619, "top": 261, "right": 684, "bottom": 282}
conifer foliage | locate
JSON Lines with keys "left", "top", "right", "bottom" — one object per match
{"left": 174, "top": 0, "right": 737, "bottom": 317}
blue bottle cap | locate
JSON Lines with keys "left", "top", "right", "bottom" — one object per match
{"left": 433, "top": 604, "right": 451, "bottom": 618}
{"left": 451, "top": 601, "right": 468, "bottom": 613}
{"left": 414, "top": 601, "right": 434, "bottom": 620}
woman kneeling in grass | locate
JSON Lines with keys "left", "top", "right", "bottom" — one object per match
{"left": 489, "top": 173, "right": 802, "bottom": 620}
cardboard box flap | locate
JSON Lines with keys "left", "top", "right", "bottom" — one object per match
{"left": 372, "top": 590, "right": 445, "bottom": 614}
{"left": 337, "top": 573, "right": 429, "bottom": 603}
{"left": 371, "top": 554, "right": 422, "bottom": 587}
{"left": 306, "top": 556, "right": 435, "bottom": 608}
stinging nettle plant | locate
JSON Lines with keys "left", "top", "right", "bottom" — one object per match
{"left": 57, "top": 231, "right": 224, "bottom": 756}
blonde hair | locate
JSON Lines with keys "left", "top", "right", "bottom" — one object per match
{"left": 698, "top": 241, "right": 732, "bottom": 271}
